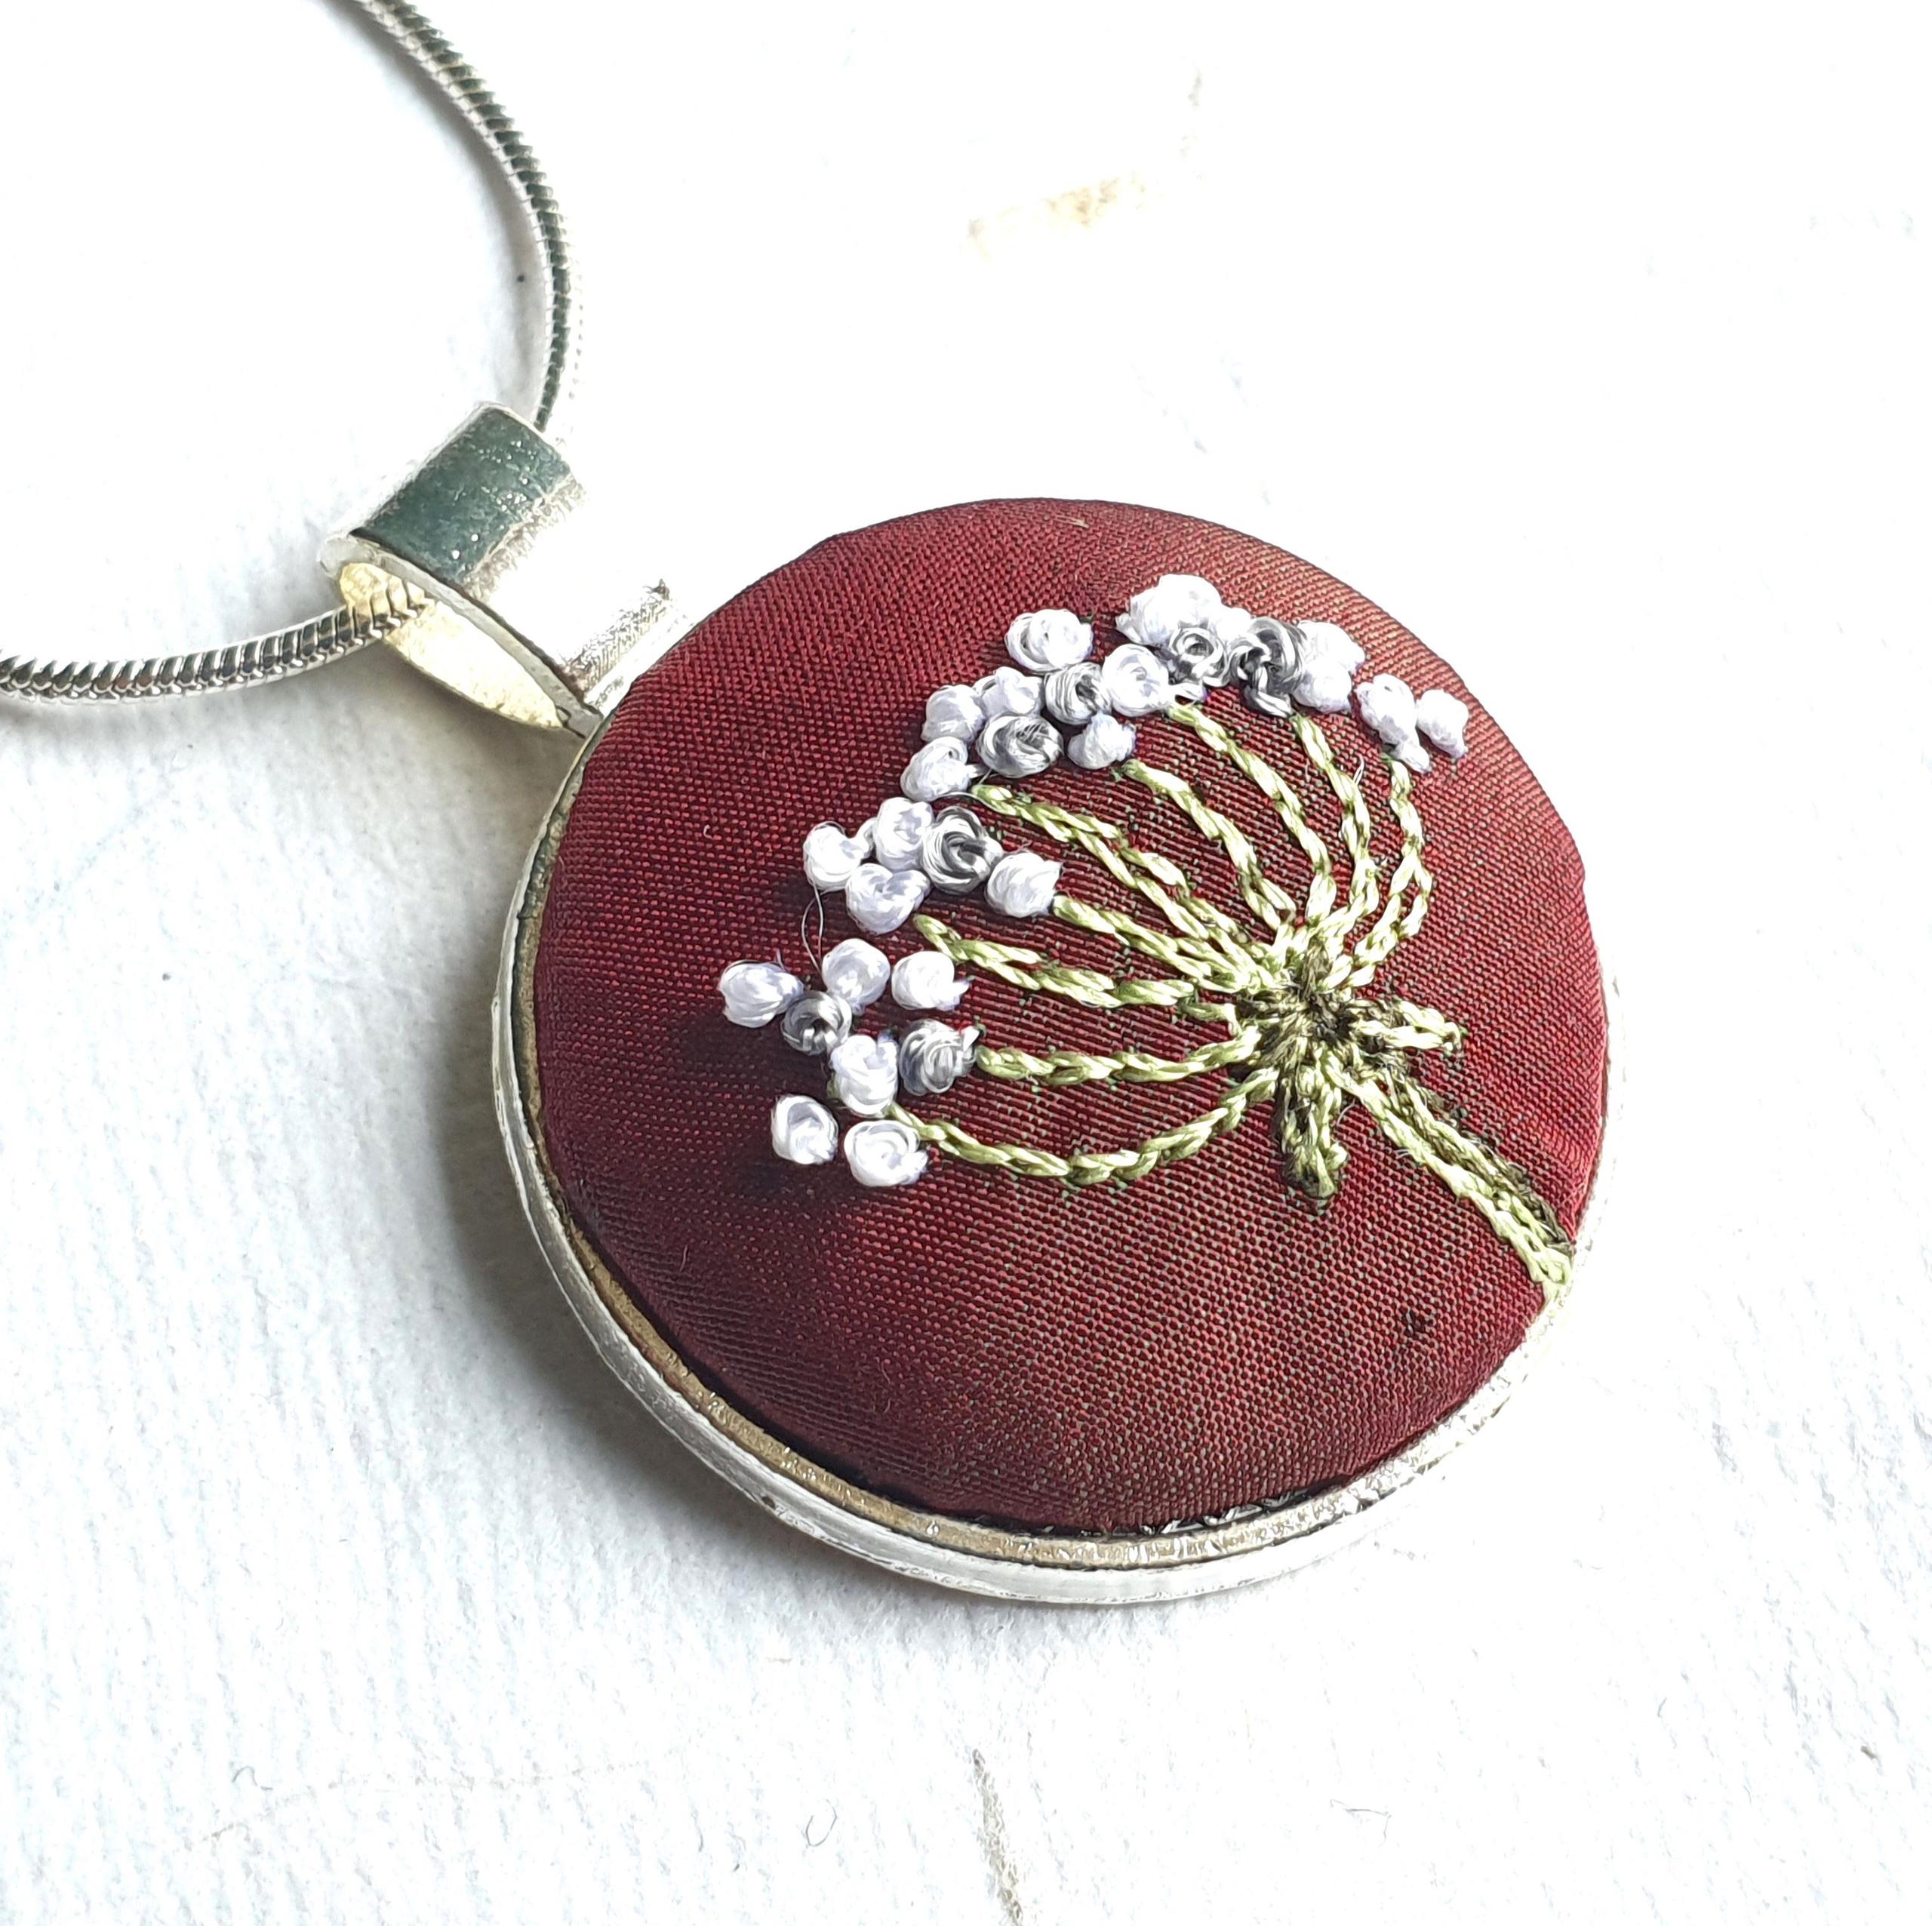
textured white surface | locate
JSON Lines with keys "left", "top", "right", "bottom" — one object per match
{"left": 3, "top": 1, "right": 1929, "bottom": 1918}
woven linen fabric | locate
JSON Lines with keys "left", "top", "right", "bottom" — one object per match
{"left": 531, "top": 500, "right": 1607, "bottom": 1533}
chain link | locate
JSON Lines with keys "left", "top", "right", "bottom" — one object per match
{"left": 0, "top": 0, "right": 574, "bottom": 704}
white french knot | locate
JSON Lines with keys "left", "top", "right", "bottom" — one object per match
{"left": 1355, "top": 672, "right": 1432, "bottom": 773}
{"left": 843, "top": 1118, "right": 928, "bottom": 1188}
{"left": 1287, "top": 623, "right": 1364, "bottom": 713}
{"left": 901, "top": 737, "right": 980, "bottom": 801}
{"left": 1100, "top": 644, "right": 1175, "bottom": 718}
{"left": 1066, "top": 712, "right": 1135, "bottom": 769}
{"left": 1415, "top": 688, "right": 1469, "bottom": 758}
{"left": 891, "top": 949, "right": 970, "bottom": 1011}
{"left": 1004, "top": 608, "right": 1094, "bottom": 674}
{"left": 771, "top": 1094, "right": 839, "bottom": 1165}
{"left": 829, "top": 1032, "right": 900, "bottom": 1117}
{"left": 820, "top": 937, "right": 891, "bottom": 1009}
{"left": 802, "top": 820, "right": 872, "bottom": 890}
{"left": 869, "top": 795, "right": 934, "bottom": 871}
{"left": 921, "top": 684, "right": 985, "bottom": 742}
{"left": 986, "top": 848, "right": 1061, "bottom": 918}
{"left": 844, "top": 863, "right": 930, "bottom": 934}
{"left": 974, "top": 666, "right": 1044, "bottom": 718}
{"left": 718, "top": 961, "right": 804, "bottom": 1027}
{"left": 1116, "top": 574, "right": 1223, "bottom": 654}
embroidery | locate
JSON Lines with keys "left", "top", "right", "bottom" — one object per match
{"left": 719, "top": 573, "right": 1570, "bottom": 1300}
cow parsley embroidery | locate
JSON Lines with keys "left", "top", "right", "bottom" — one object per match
{"left": 715, "top": 577, "right": 1569, "bottom": 1303}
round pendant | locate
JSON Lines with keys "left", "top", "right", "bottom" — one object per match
{"left": 495, "top": 497, "right": 1612, "bottom": 1600}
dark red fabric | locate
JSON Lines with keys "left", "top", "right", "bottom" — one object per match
{"left": 531, "top": 501, "right": 1607, "bottom": 1532}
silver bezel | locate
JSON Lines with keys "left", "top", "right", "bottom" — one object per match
{"left": 494, "top": 737, "right": 1623, "bottom": 1604}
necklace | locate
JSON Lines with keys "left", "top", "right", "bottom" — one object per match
{"left": 9, "top": 0, "right": 1614, "bottom": 1601}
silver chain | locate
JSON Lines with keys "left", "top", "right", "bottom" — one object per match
{"left": 0, "top": 0, "right": 574, "bottom": 704}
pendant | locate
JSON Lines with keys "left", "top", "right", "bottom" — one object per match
{"left": 331, "top": 408, "right": 1612, "bottom": 1601}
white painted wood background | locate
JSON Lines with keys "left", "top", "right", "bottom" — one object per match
{"left": 3, "top": 2, "right": 1926, "bottom": 1918}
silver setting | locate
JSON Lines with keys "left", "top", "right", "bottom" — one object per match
{"left": 321, "top": 405, "right": 688, "bottom": 735}
{"left": 1164, "top": 623, "right": 1232, "bottom": 688}
{"left": 1, "top": 0, "right": 577, "bottom": 705}
{"left": 495, "top": 743, "right": 1623, "bottom": 1603}
{"left": 1236, "top": 616, "right": 1305, "bottom": 718}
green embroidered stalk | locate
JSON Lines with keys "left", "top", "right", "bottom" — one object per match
{"left": 904, "top": 703, "right": 1574, "bottom": 1306}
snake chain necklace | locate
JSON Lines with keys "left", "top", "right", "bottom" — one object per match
{"left": 10, "top": 0, "right": 1614, "bottom": 1600}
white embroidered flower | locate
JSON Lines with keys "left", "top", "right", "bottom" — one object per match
{"left": 1205, "top": 601, "right": 1255, "bottom": 647}
{"left": 843, "top": 1118, "right": 928, "bottom": 1188}
{"left": 1100, "top": 643, "right": 1175, "bottom": 718}
{"left": 1117, "top": 574, "right": 1223, "bottom": 654}
{"left": 1004, "top": 608, "right": 1094, "bottom": 674}
{"left": 1289, "top": 623, "right": 1365, "bottom": 713}
{"left": 869, "top": 796, "right": 934, "bottom": 870}
{"left": 1043, "top": 661, "right": 1105, "bottom": 726}
{"left": 986, "top": 848, "right": 1061, "bottom": 918}
{"left": 974, "top": 666, "right": 1044, "bottom": 718}
{"left": 891, "top": 949, "right": 970, "bottom": 1011}
{"left": 1415, "top": 688, "right": 1470, "bottom": 758}
{"left": 897, "top": 1020, "right": 980, "bottom": 1097}
{"left": 977, "top": 712, "right": 1062, "bottom": 780}
{"left": 718, "top": 961, "right": 804, "bottom": 1027}
{"left": 1355, "top": 673, "right": 1432, "bottom": 774}
{"left": 1355, "top": 672, "right": 1415, "bottom": 740}
{"left": 921, "top": 684, "right": 984, "bottom": 743}
{"left": 771, "top": 1094, "right": 840, "bottom": 1165}
{"left": 821, "top": 937, "right": 891, "bottom": 1009}
{"left": 844, "top": 863, "right": 931, "bottom": 934}
{"left": 1066, "top": 712, "right": 1136, "bottom": 770}
{"left": 902, "top": 737, "right": 980, "bottom": 801}
{"left": 829, "top": 1032, "right": 900, "bottom": 1117}
{"left": 802, "top": 820, "right": 872, "bottom": 891}
{"left": 919, "top": 805, "right": 1002, "bottom": 894}
{"left": 779, "top": 989, "right": 851, "bottom": 1057}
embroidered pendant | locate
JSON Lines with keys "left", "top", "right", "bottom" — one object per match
{"left": 334, "top": 417, "right": 1611, "bottom": 1598}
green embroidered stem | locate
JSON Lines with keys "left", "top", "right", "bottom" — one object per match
{"left": 1164, "top": 704, "right": 1336, "bottom": 928}
{"left": 888, "top": 1066, "right": 1279, "bottom": 1188}
{"left": 1119, "top": 758, "right": 1297, "bottom": 937}
{"left": 976, "top": 1026, "right": 1263, "bottom": 1088}
{"left": 1052, "top": 893, "right": 1256, "bottom": 995}
{"left": 1348, "top": 759, "right": 1434, "bottom": 985}
{"left": 915, "top": 914, "right": 1208, "bottom": 1014}
{"left": 1346, "top": 1072, "right": 1572, "bottom": 1298}
{"left": 1292, "top": 712, "right": 1382, "bottom": 945}
{"left": 912, "top": 703, "right": 1574, "bottom": 1305}
{"left": 971, "top": 781, "right": 1269, "bottom": 977}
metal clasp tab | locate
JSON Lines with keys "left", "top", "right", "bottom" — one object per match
{"left": 321, "top": 405, "right": 686, "bottom": 734}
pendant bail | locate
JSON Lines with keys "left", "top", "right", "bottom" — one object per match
{"left": 321, "top": 405, "right": 685, "bottom": 734}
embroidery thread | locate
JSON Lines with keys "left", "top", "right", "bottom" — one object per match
{"left": 715, "top": 573, "right": 1571, "bottom": 1303}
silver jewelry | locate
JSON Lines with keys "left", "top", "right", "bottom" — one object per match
{"left": 4, "top": 6, "right": 1611, "bottom": 1606}
{"left": 1, "top": 0, "right": 575, "bottom": 706}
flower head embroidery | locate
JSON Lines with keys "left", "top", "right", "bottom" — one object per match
{"left": 715, "top": 583, "right": 1567, "bottom": 1303}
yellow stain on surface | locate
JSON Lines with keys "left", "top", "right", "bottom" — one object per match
{"left": 968, "top": 173, "right": 1158, "bottom": 257}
